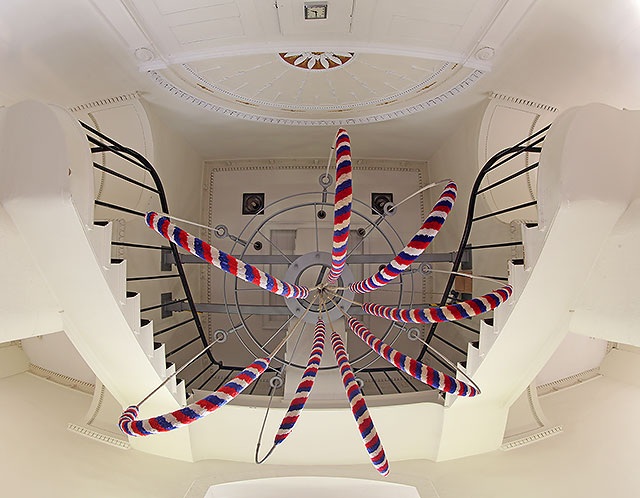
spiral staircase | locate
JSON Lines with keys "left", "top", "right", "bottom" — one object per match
{"left": 1, "top": 99, "right": 639, "bottom": 464}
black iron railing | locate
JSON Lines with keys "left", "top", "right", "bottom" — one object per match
{"left": 81, "top": 122, "right": 219, "bottom": 384}
{"left": 418, "top": 125, "right": 550, "bottom": 362}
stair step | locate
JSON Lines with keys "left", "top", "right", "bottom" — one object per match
{"left": 151, "top": 342, "right": 166, "bottom": 378}
{"left": 165, "top": 361, "right": 177, "bottom": 394}
{"left": 494, "top": 259, "right": 528, "bottom": 331}
{"left": 88, "top": 220, "right": 112, "bottom": 267}
{"left": 105, "top": 258, "right": 127, "bottom": 303}
{"left": 137, "top": 319, "right": 154, "bottom": 357}
{"left": 479, "top": 318, "right": 497, "bottom": 357}
{"left": 176, "top": 378, "right": 186, "bottom": 406}
{"left": 121, "top": 291, "right": 141, "bottom": 334}
{"left": 521, "top": 222, "right": 545, "bottom": 270}
{"left": 466, "top": 341, "right": 481, "bottom": 376}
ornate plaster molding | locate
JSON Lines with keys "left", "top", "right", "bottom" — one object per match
{"left": 28, "top": 363, "right": 95, "bottom": 395}
{"left": 149, "top": 68, "right": 485, "bottom": 126}
{"left": 279, "top": 51, "right": 355, "bottom": 70}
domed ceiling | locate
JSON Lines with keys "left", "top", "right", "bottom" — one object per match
{"left": 92, "top": 0, "right": 536, "bottom": 126}
{"left": 152, "top": 52, "right": 483, "bottom": 125}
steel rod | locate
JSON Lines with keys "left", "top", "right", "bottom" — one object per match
{"left": 153, "top": 318, "right": 195, "bottom": 337}
{"left": 92, "top": 162, "right": 159, "bottom": 193}
{"left": 141, "top": 298, "right": 188, "bottom": 313}
{"left": 186, "top": 361, "right": 215, "bottom": 389}
{"left": 432, "top": 334, "right": 467, "bottom": 355}
{"left": 197, "top": 366, "right": 221, "bottom": 390}
{"left": 472, "top": 200, "right": 538, "bottom": 223}
{"left": 166, "top": 336, "right": 200, "bottom": 357}
{"left": 477, "top": 162, "right": 539, "bottom": 194}
{"left": 127, "top": 274, "right": 180, "bottom": 282}
{"left": 94, "top": 200, "right": 145, "bottom": 218}
{"left": 383, "top": 370, "right": 401, "bottom": 393}
{"left": 111, "top": 241, "right": 166, "bottom": 250}
{"left": 466, "top": 241, "right": 523, "bottom": 250}
{"left": 369, "top": 371, "right": 383, "bottom": 395}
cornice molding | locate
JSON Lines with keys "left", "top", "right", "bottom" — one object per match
{"left": 68, "top": 92, "right": 140, "bottom": 113}
{"left": 67, "top": 423, "right": 130, "bottom": 450}
{"left": 501, "top": 425, "right": 563, "bottom": 451}
{"left": 28, "top": 363, "right": 95, "bottom": 395}
{"left": 537, "top": 367, "right": 601, "bottom": 397}
{"left": 149, "top": 68, "right": 485, "bottom": 126}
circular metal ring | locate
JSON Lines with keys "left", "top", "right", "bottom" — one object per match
{"left": 383, "top": 202, "right": 396, "bottom": 216}
{"left": 420, "top": 263, "right": 432, "bottom": 276}
{"left": 269, "top": 376, "right": 283, "bottom": 388}
{"left": 355, "top": 377, "right": 364, "bottom": 388}
{"left": 318, "top": 173, "right": 333, "bottom": 188}
{"left": 407, "top": 328, "right": 421, "bottom": 341}
{"left": 214, "top": 224, "right": 228, "bottom": 239}
{"left": 225, "top": 193, "right": 416, "bottom": 371}
{"left": 213, "top": 329, "right": 228, "bottom": 343}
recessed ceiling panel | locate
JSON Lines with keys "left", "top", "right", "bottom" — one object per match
{"left": 151, "top": 51, "right": 484, "bottom": 125}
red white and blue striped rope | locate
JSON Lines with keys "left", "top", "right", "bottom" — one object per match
{"left": 347, "top": 318, "right": 478, "bottom": 396}
{"left": 145, "top": 212, "right": 309, "bottom": 299}
{"left": 362, "top": 285, "right": 513, "bottom": 323}
{"left": 330, "top": 330, "right": 389, "bottom": 476}
{"left": 349, "top": 182, "right": 457, "bottom": 293}
{"left": 327, "top": 129, "right": 352, "bottom": 283}
{"left": 274, "top": 319, "right": 326, "bottom": 445}
{"left": 119, "top": 358, "right": 269, "bottom": 436}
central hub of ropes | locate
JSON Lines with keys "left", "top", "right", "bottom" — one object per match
{"left": 119, "top": 129, "right": 512, "bottom": 476}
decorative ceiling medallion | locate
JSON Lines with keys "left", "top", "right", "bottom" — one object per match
{"left": 150, "top": 53, "right": 485, "bottom": 126}
{"left": 279, "top": 51, "right": 355, "bottom": 70}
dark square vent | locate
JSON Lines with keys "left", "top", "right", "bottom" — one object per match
{"left": 371, "top": 192, "right": 393, "bottom": 215}
{"left": 242, "top": 193, "right": 265, "bottom": 215}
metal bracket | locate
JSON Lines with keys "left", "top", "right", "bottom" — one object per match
{"left": 160, "top": 292, "right": 174, "bottom": 319}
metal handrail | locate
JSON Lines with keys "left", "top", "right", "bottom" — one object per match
{"left": 80, "top": 121, "right": 217, "bottom": 366}
{"left": 419, "top": 125, "right": 550, "bottom": 361}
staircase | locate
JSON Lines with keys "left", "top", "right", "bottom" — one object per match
{"left": 0, "top": 101, "right": 189, "bottom": 438}
{"left": 437, "top": 103, "right": 640, "bottom": 459}
{"left": 2, "top": 100, "right": 638, "bottom": 465}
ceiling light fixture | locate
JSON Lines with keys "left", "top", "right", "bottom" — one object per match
{"left": 304, "top": 3, "right": 327, "bottom": 19}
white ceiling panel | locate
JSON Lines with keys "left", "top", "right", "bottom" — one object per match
{"left": 388, "top": 16, "right": 462, "bottom": 46}
{"left": 152, "top": 0, "right": 233, "bottom": 15}
{"left": 170, "top": 17, "right": 244, "bottom": 44}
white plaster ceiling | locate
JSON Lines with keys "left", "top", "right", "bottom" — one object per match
{"left": 1, "top": 0, "right": 640, "bottom": 160}
{"left": 91, "top": 0, "right": 529, "bottom": 125}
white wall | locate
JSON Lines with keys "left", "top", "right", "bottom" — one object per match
{"left": 2, "top": 353, "right": 640, "bottom": 498}
{"left": 21, "top": 331, "right": 95, "bottom": 384}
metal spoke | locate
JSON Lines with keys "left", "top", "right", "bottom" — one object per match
{"left": 313, "top": 203, "right": 319, "bottom": 252}
{"left": 315, "top": 266, "right": 327, "bottom": 286}
{"left": 262, "top": 314, "right": 295, "bottom": 349}
{"left": 346, "top": 215, "right": 384, "bottom": 259}
{"left": 257, "top": 229, "right": 293, "bottom": 264}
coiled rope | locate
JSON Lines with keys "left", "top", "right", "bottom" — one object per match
{"left": 119, "top": 295, "right": 317, "bottom": 436}
{"left": 145, "top": 212, "right": 309, "bottom": 299}
{"left": 323, "top": 299, "right": 389, "bottom": 476}
{"left": 327, "top": 129, "right": 352, "bottom": 283}
{"left": 362, "top": 285, "right": 513, "bottom": 323}
{"left": 349, "top": 182, "right": 457, "bottom": 293}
